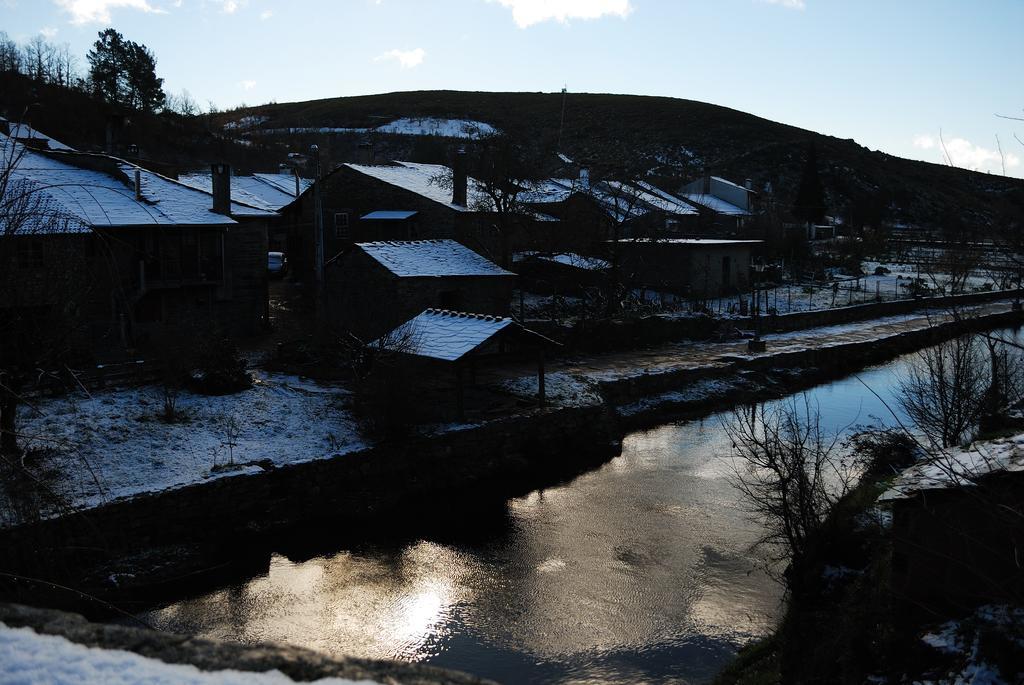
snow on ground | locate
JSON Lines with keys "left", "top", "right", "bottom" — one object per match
{"left": 9, "top": 372, "right": 367, "bottom": 516}
{"left": 250, "top": 118, "right": 498, "bottom": 140}
{"left": 499, "top": 372, "right": 603, "bottom": 407}
{"left": 880, "top": 433, "right": 1024, "bottom": 501}
{"left": 913, "top": 605, "right": 1024, "bottom": 685}
{"left": 223, "top": 115, "right": 269, "bottom": 131}
{"left": 0, "top": 623, "right": 379, "bottom": 685}
{"left": 375, "top": 117, "right": 498, "bottom": 138}
{"left": 615, "top": 378, "right": 740, "bottom": 417}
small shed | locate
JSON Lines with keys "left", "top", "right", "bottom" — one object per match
{"left": 326, "top": 239, "right": 517, "bottom": 340}
{"left": 513, "top": 251, "right": 611, "bottom": 295}
{"left": 377, "top": 308, "right": 556, "bottom": 417}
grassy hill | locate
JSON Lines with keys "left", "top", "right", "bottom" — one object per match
{"left": 217, "top": 90, "right": 1024, "bottom": 231}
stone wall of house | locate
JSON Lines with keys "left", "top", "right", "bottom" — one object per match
{"left": 289, "top": 166, "right": 466, "bottom": 283}
{"left": 618, "top": 242, "right": 754, "bottom": 296}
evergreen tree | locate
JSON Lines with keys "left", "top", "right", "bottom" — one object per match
{"left": 124, "top": 41, "right": 165, "bottom": 113}
{"left": 87, "top": 28, "right": 124, "bottom": 104}
{"left": 792, "top": 141, "right": 827, "bottom": 225}
{"left": 86, "top": 28, "right": 165, "bottom": 113}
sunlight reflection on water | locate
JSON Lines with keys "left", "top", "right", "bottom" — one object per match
{"left": 141, "top": 328, "right": 1022, "bottom": 684}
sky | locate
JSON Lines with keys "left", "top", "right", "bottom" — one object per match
{"left": 2, "top": 0, "right": 1023, "bottom": 177}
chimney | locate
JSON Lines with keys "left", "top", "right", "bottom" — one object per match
{"left": 702, "top": 169, "right": 711, "bottom": 195}
{"left": 293, "top": 168, "right": 300, "bottom": 198}
{"left": 357, "top": 140, "right": 375, "bottom": 165}
{"left": 745, "top": 178, "right": 753, "bottom": 191}
{"left": 211, "top": 163, "right": 231, "bottom": 215}
{"left": 452, "top": 147, "right": 468, "bottom": 207}
{"left": 134, "top": 169, "right": 142, "bottom": 200}
{"left": 579, "top": 167, "right": 590, "bottom": 190}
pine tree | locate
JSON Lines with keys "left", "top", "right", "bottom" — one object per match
{"left": 124, "top": 41, "right": 165, "bottom": 113}
{"left": 86, "top": 28, "right": 165, "bottom": 113}
{"left": 87, "top": 28, "right": 125, "bottom": 104}
{"left": 792, "top": 142, "right": 827, "bottom": 225}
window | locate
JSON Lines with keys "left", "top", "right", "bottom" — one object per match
{"left": 334, "top": 212, "right": 350, "bottom": 240}
{"left": 17, "top": 239, "right": 43, "bottom": 269}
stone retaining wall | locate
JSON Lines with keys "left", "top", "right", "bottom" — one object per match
{"left": 0, "top": 404, "right": 619, "bottom": 597}
{"left": 535, "top": 288, "right": 1023, "bottom": 351}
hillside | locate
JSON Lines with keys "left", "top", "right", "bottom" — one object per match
{"left": 215, "top": 90, "right": 1024, "bottom": 231}
{"left": 3, "top": 77, "right": 1021, "bottom": 230}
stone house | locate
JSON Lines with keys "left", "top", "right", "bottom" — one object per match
{"left": 615, "top": 238, "right": 762, "bottom": 297}
{"left": 326, "top": 239, "right": 517, "bottom": 340}
{"left": 0, "top": 134, "right": 274, "bottom": 356}
{"left": 285, "top": 154, "right": 551, "bottom": 286}
{"left": 678, "top": 174, "right": 757, "bottom": 234}
{"left": 178, "top": 170, "right": 312, "bottom": 252}
{"left": 519, "top": 173, "right": 700, "bottom": 255}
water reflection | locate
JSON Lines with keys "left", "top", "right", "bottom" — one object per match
{"left": 141, "top": 330, "right": 1022, "bottom": 684}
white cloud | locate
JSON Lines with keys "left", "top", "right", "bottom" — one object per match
{"left": 915, "top": 133, "right": 1021, "bottom": 174}
{"left": 944, "top": 137, "right": 1020, "bottom": 173}
{"left": 912, "top": 134, "right": 936, "bottom": 150}
{"left": 239, "top": 79, "right": 256, "bottom": 90}
{"left": 490, "top": 0, "right": 632, "bottom": 28}
{"left": 259, "top": 9, "right": 271, "bottom": 19}
{"left": 39, "top": 26, "right": 59, "bottom": 38}
{"left": 761, "top": 0, "right": 806, "bottom": 8}
{"left": 219, "top": 0, "right": 242, "bottom": 13}
{"left": 373, "top": 47, "right": 426, "bottom": 69}
{"left": 54, "top": 0, "right": 165, "bottom": 24}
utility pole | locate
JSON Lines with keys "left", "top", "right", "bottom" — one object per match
{"left": 311, "top": 144, "right": 325, "bottom": 319}
{"left": 556, "top": 85, "right": 568, "bottom": 154}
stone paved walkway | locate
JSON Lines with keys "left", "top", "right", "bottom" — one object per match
{"left": 480, "top": 299, "right": 1019, "bottom": 394}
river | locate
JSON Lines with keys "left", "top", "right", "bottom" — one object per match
{"left": 137, "top": 330, "right": 1019, "bottom": 684}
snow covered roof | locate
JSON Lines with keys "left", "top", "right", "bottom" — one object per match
{"left": 520, "top": 177, "right": 697, "bottom": 220}
{"left": 604, "top": 180, "right": 699, "bottom": 216}
{"left": 1, "top": 136, "right": 275, "bottom": 233}
{"left": 344, "top": 161, "right": 493, "bottom": 212}
{"left": 680, "top": 192, "right": 752, "bottom": 217}
{"left": 178, "top": 171, "right": 310, "bottom": 212}
{"left": 357, "top": 239, "right": 514, "bottom": 278}
{"left": 880, "top": 434, "right": 1024, "bottom": 501}
{"left": 381, "top": 309, "right": 516, "bottom": 361}
{"left": 361, "top": 210, "right": 418, "bottom": 221}
{"left": 516, "top": 251, "right": 611, "bottom": 271}
{"left": 0, "top": 118, "right": 73, "bottom": 151}
{"left": 518, "top": 178, "right": 584, "bottom": 205}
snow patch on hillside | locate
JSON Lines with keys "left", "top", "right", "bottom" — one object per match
{"left": 245, "top": 117, "right": 499, "bottom": 139}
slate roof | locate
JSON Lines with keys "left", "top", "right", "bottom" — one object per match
{"left": 179, "top": 171, "right": 311, "bottom": 212}
{"left": 2, "top": 134, "right": 275, "bottom": 233}
{"left": 380, "top": 309, "right": 516, "bottom": 361}
{"left": 361, "top": 210, "right": 418, "bottom": 220}
{"left": 345, "top": 161, "right": 492, "bottom": 212}
{"left": 679, "top": 192, "right": 752, "bottom": 217}
{"left": 356, "top": 240, "right": 514, "bottom": 278}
